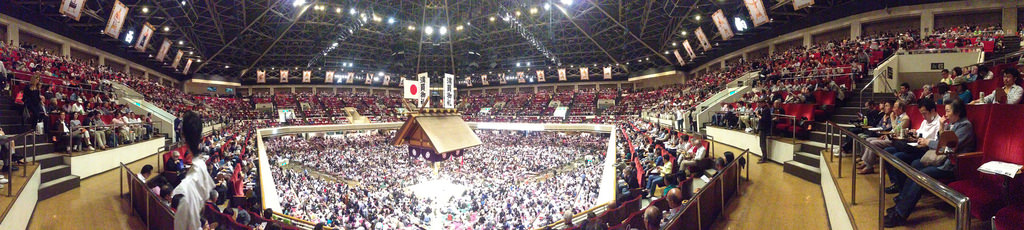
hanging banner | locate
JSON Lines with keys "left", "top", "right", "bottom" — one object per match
{"left": 103, "top": 0, "right": 129, "bottom": 39}
{"left": 482, "top": 74, "right": 489, "bottom": 85}
{"left": 673, "top": 50, "right": 686, "bottom": 66}
{"left": 346, "top": 72, "right": 354, "bottom": 84}
{"left": 135, "top": 22, "right": 155, "bottom": 52}
{"left": 59, "top": 0, "right": 86, "bottom": 21}
{"left": 603, "top": 66, "right": 613, "bottom": 79}
{"left": 257, "top": 70, "right": 266, "bottom": 83}
{"left": 183, "top": 59, "right": 193, "bottom": 74}
{"left": 683, "top": 40, "right": 697, "bottom": 59}
{"left": 580, "top": 67, "right": 589, "bottom": 80}
{"left": 301, "top": 70, "right": 311, "bottom": 83}
{"left": 499, "top": 73, "right": 507, "bottom": 84}
{"left": 558, "top": 68, "right": 567, "bottom": 81}
{"left": 793, "top": 0, "right": 814, "bottom": 10}
{"left": 384, "top": 74, "right": 392, "bottom": 86}
{"left": 171, "top": 50, "right": 183, "bottom": 68}
{"left": 443, "top": 73, "right": 455, "bottom": 109}
{"left": 465, "top": 76, "right": 473, "bottom": 87}
{"left": 516, "top": 71, "right": 525, "bottom": 83}
{"left": 417, "top": 72, "right": 429, "bottom": 107}
{"left": 280, "top": 70, "right": 289, "bottom": 83}
{"left": 536, "top": 70, "right": 546, "bottom": 82}
{"left": 156, "top": 39, "right": 171, "bottom": 62}
{"left": 744, "top": 0, "right": 770, "bottom": 27}
{"left": 712, "top": 10, "right": 734, "bottom": 40}
{"left": 325, "top": 71, "right": 335, "bottom": 83}
{"left": 695, "top": 28, "right": 711, "bottom": 51}
{"left": 403, "top": 79, "right": 420, "bottom": 99}
{"left": 364, "top": 73, "right": 372, "bottom": 85}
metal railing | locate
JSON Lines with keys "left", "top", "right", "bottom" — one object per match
{"left": 824, "top": 121, "right": 971, "bottom": 229}
{"left": 2, "top": 130, "right": 39, "bottom": 197}
{"left": 63, "top": 122, "right": 154, "bottom": 154}
{"left": 896, "top": 46, "right": 983, "bottom": 55}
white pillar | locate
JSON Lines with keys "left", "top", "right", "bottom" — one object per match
{"left": 98, "top": 56, "right": 105, "bottom": 65}
{"left": 803, "top": 33, "right": 812, "bottom": 47}
{"left": 5, "top": 24, "right": 18, "bottom": 46}
{"left": 1004, "top": 7, "right": 1018, "bottom": 36}
{"left": 920, "top": 10, "right": 934, "bottom": 38}
{"left": 851, "top": 21, "right": 862, "bottom": 40}
{"left": 768, "top": 43, "right": 776, "bottom": 56}
{"left": 61, "top": 43, "right": 71, "bottom": 57}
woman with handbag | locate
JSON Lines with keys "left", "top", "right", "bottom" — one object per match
{"left": 23, "top": 73, "right": 45, "bottom": 132}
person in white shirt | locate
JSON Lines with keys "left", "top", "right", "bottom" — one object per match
{"left": 972, "top": 68, "right": 1023, "bottom": 105}
{"left": 679, "top": 135, "right": 708, "bottom": 172}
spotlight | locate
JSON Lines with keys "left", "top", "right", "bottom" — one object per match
{"left": 515, "top": 11, "right": 521, "bottom": 16}
{"left": 516, "top": 62, "right": 521, "bottom": 67}
{"left": 407, "top": 25, "right": 416, "bottom": 31}
{"left": 141, "top": 7, "right": 149, "bottom": 13}
{"left": 163, "top": 26, "right": 170, "bottom": 32}
{"left": 664, "top": 51, "right": 670, "bottom": 55}
{"left": 439, "top": 26, "right": 447, "bottom": 35}
{"left": 224, "top": 65, "right": 229, "bottom": 68}
{"left": 530, "top": 8, "right": 538, "bottom": 14}
{"left": 489, "top": 16, "right": 496, "bottom": 22}
{"left": 180, "top": 1, "right": 186, "bottom": 6}
{"left": 455, "top": 25, "right": 464, "bottom": 31}
{"left": 292, "top": 0, "right": 305, "bottom": 7}
{"left": 526, "top": 62, "right": 531, "bottom": 67}
{"left": 332, "top": 42, "right": 338, "bottom": 47}
{"left": 424, "top": 26, "right": 433, "bottom": 35}
{"left": 560, "top": 0, "right": 572, "bottom": 6}
{"left": 695, "top": 15, "right": 701, "bottom": 21}
{"left": 387, "top": 17, "right": 396, "bottom": 24}
{"left": 672, "top": 42, "right": 677, "bottom": 46}
{"left": 544, "top": 3, "right": 551, "bottom": 10}
{"left": 189, "top": 51, "right": 194, "bottom": 55}
{"left": 336, "top": 7, "right": 341, "bottom": 13}
{"left": 378, "top": 71, "right": 384, "bottom": 76}
{"left": 349, "top": 8, "right": 357, "bottom": 15}
{"left": 178, "top": 40, "right": 184, "bottom": 45}
{"left": 681, "top": 31, "right": 687, "bottom": 35}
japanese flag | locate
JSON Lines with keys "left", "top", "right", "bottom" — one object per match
{"left": 404, "top": 79, "right": 420, "bottom": 99}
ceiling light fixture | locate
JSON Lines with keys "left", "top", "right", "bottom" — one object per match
{"left": 163, "top": 26, "right": 170, "bottom": 32}
{"left": 292, "top": 0, "right": 305, "bottom": 7}
{"left": 387, "top": 17, "right": 395, "bottom": 24}
{"left": 424, "top": 26, "right": 434, "bottom": 35}
{"left": 141, "top": 7, "right": 149, "bottom": 13}
{"left": 695, "top": 15, "right": 701, "bottom": 21}
{"left": 439, "top": 26, "right": 447, "bottom": 35}
{"left": 178, "top": 40, "right": 184, "bottom": 45}
{"left": 560, "top": 0, "right": 572, "bottom": 6}
{"left": 544, "top": 3, "right": 551, "bottom": 10}
{"left": 489, "top": 16, "right": 496, "bottom": 22}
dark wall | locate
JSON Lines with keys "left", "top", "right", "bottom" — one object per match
{"left": 863, "top": 16, "right": 920, "bottom": 36}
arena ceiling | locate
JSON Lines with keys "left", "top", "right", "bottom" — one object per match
{"left": 6, "top": 0, "right": 945, "bottom": 83}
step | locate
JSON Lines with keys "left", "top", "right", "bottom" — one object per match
{"left": 12, "top": 133, "right": 50, "bottom": 146}
{"left": 836, "top": 107, "right": 863, "bottom": 116}
{"left": 793, "top": 151, "right": 821, "bottom": 167}
{"left": 15, "top": 142, "right": 55, "bottom": 157}
{"left": 40, "top": 164, "right": 70, "bottom": 182}
{"left": 809, "top": 130, "right": 841, "bottom": 143}
{"left": 38, "top": 175, "right": 80, "bottom": 201}
{"left": 801, "top": 141, "right": 827, "bottom": 156}
{"left": 0, "top": 115, "right": 20, "bottom": 124}
{"left": 828, "top": 114, "right": 860, "bottom": 123}
{"left": 33, "top": 153, "right": 66, "bottom": 169}
{"left": 783, "top": 160, "right": 821, "bottom": 184}
{"left": 811, "top": 121, "right": 854, "bottom": 132}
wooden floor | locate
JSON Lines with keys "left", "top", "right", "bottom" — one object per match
{"left": 28, "top": 154, "right": 158, "bottom": 230}
{"left": 824, "top": 154, "right": 988, "bottom": 229}
{"left": 0, "top": 163, "right": 38, "bottom": 222}
{"left": 709, "top": 144, "right": 829, "bottom": 230}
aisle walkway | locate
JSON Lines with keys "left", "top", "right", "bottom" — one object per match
{"left": 29, "top": 154, "right": 158, "bottom": 230}
{"left": 709, "top": 144, "right": 829, "bottom": 230}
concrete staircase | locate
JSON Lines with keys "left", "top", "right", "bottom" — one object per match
{"left": 0, "top": 94, "right": 80, "bottom": 201}
{"left": 782, "top": 74, "right": 896, "bottom": 184}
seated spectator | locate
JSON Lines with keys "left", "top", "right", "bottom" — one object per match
{"left": 896, "top": 83, "right": 916, "bottom": 105}
{"left": 138, "top": 164, "right": 153, "bottom": 181}
{"left": 971, "top": 68, "right": 1022, "bottom": 104}
{"left": 643, "top": 206, "right": 662, "bottom": 230}
{"left": 884, "top": 100, "right": 942, "bottom": 192}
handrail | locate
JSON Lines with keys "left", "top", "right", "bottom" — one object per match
{"left": 2, "top": 130, "right": 38, "bottom": 196}
{"left": 10, "top": 78, "right": 115, "bottom": 95}
{"left": 665, "top": 147, "right": 750, "bottom": 227}
{"left": 895, "top": 47, "right": 983, "bottom": 55}
{"left": 825, "top": 121, "right": 970, "bottom": 230}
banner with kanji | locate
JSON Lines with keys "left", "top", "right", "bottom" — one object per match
{"left": 580, "top": 67, "right": 589, "bottom": 80}
{"left": 516, "top": 71, "right": 525, "bottom": 83}
{"left": 744, "top": 0, "right": 769, "bottom": 27}
{"left": 482, "top": 74, "right": 489, "bottom": 85}
{"left": 103, "top": 0, "right": 128, "bottom": 38}
{"left": 59, "top": 0, "right": 86, "bottom": 21}
{"left": 256, "top": 70, "right": 266, "bottom": 83}
{"left": 696, "top": 27, "right": 711, "bottom": 51}
{"left": 793, "top": 0, "right": 814, "bottom": 10}
{"left": 712, "top": 10, "right": 734, "bottom": 40}
{"left": 280, "top": 70, "right": 289, "bottom": 83}
{"left": 603, "top": 67, "right": 612, "bottom": 79}
{"left": 683, "top": 40, "right": 696, "bottom": 59}
{"left": 384, "top": 74, "right": 392, "bottom": 86}
{"left": 346, "top": 72, "right": 354, "bottom": 84}
{"left": 156, "top": 39, "right": 171, "bottom": 62}
{"left": 417, "top": 72, "right": 429, "bottom": 107}
{"left": 171, "top": 50, "right": 183, "bottom": 68}
{"left": 183, "top": 59, "right": 193, "bottom": 74}
{"left": 325, "top": 71, "right": 334, "bottom": 83}
{"left": 302, "top": 70, "right": 311, "bottom": 83}
{"left": 558, "top": 68, "right": 567, "bottom": 81}
{"left": 465, "top": 76, "right": 472, "bottom": 87}
{"left": 443, "top": 73, "right": 455, "bottom": 109}
{"left": 537, "top": 70, "right": 546, "bottom": 82}
{"left": 364, "top": 73, "right": 372, "bottom": 85}
{"left": 135, "top": 22, "right": 154, "bottom": 52}
{"left": 673, "top": 50, "right": 686, "bottom": 66}
{"left": 499, "top": 73, "right": 507, "bottom": 84}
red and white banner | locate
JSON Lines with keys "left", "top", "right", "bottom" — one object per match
{"left": 683, "top": 40, "right": 697, "bottom": 59}
{"left": 673, "top": 50, "right": 686, "bottom": 66}
{"left": 156, "top": 39, "right": 171, "bottom": 62}
{"left": 516, "top": 71, "right": 525, "bottom": 83}
{"left": 171, "top": 50, "right": 183, "bottom": 68}
{"left": 346, "top": 72, "right": 354, "bottom": 84}
{"left": 183, "top": 59, "right": 193, "bottom": 74}
{"left": 695, "top": 28, "right": 711, "bottom": 51}
{"left": 280, "top": 70, "right": 289, "bottom": 83}
{"left": 365, "top": 73, "right": 372, "bottom": 85}
{"left": 712, "top": 10, "right": 734, "bottom": 40}
{"left": 558, "top": 68, "right": 567, "bottom": 81}
{"left": 465, "top": 77, "right": 472, "bottom": 87}
{"left": 537, "top": 70, "right": 546, "bottom": 82}
{"left": 603, "top": 66, "right": 612, "bottom": 79}
{"left": 416, "top": 73, "right": 429, "bottom": 107}
{"left": 499, "top": 73, "right": 507, "bottom": 84}
{"left": 404, "top": 79, "right": 420, "bottom": 99}
{"left": 103, "top": 0, "right": 129, "bottom": 39}
{"left": 793, "top": 0, "right": 814, "bottom": 10}
{"left": 580, "top": 67, "right": 589, "bottom": 80}
{"left": 135, "top": 22, "right": 154, "bottom": 52}
{"left": 384, "top": 74, "right": 391, "bottom": 86}
{"left": 256, "top": 70, "right": 266, "bottom": 83}
{"left": 59, "top": 0, "right": 86, "bottom": 21}
{"left": 744, "top": 0, "right": 769, "bottom": 27}
{"left": 301, "top": 70, "right": 311, "bottom": 83}
{"left": 325, "top": 71, "right": 334, "bottom": 83}
{"left": 482, "top": 74, "right": 489, "bottom": 85}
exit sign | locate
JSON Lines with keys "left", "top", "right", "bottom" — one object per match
{"left": 931, "top": 63, "right": 945, "bottom": 70}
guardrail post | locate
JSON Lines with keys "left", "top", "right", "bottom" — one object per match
{"left": 6, "top": 139, "right": 11, "bottom": 197}
{"left": 838, "top": 133, "right": 844, "bottom": 179}
{"left": 878, "top": 160, "right": 886, "bottom": 229}
{"left": 851, "top": 140, "right": 857, "bottom": 205}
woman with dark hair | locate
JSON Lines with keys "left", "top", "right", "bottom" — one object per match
{"left": 23, "top": 73, "right": 45, "bottom": 131}
{"left": 172, "top": 111, "right": 216, "bottom": 230}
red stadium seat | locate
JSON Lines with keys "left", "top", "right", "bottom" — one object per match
{"left": 949, "top": 105, "right": 1024, "bottom": 220}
